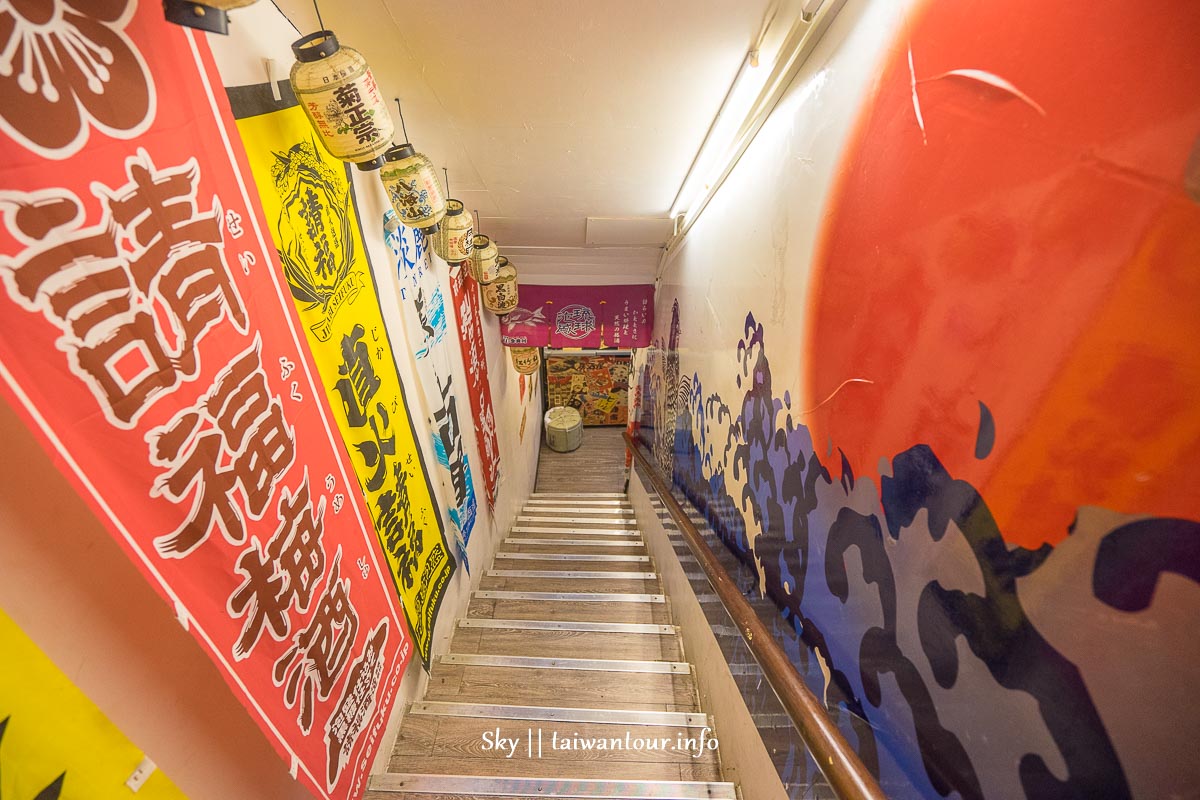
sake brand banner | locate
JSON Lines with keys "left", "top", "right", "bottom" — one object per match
{"left": 0, "top": 609, "right": 189, "bottom": 800}
{"left": 0, "top": 8, "right": 408, "bottom": 799}
{"left": 447, "top": 267, "right": 501, "bottom": 507}
{"left": 229, "top": 86, "right": 454, "bottom": 669}
{"left": 385, "top": 213, "right": 478, "bottom": 566}
{"left": 500, "top": 284, "right": 654, "bottom": 349}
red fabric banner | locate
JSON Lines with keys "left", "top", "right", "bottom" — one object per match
{"left": 0, "top": 6, "right": 408, "bottom": 799}
{"left": 447, "top": 266, "right": 501, "bottom": 507}
{"left": 499, "top": 284, "right": 654, "bottom": 349}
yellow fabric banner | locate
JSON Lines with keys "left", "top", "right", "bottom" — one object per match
{"left": 234, "top": 100, "right": 454, "bottom": 666}
{"left": 0, "top": 610, "right": 187, "bottom": 799}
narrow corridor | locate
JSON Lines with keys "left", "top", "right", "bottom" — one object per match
{"left": 1, "top": 2, "right": 1195, "bottom": 799}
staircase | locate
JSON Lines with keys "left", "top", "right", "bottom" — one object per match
{"left": 368, "top": 492, "right": 739, "bottom": 799}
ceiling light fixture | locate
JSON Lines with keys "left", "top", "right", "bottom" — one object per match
{"left": 664, "top": 0, "right": 847, "bottom": 248}
{"left": 667, "top": 47, "right": 770, "bottom": 222}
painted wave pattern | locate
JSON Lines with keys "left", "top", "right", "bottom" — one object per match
{"left": 637, "top": 304, "right": 1200, "bottom": 800}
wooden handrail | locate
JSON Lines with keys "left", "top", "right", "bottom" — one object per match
{"left": 624, "top": 432, "right": 888, "bottom": 800}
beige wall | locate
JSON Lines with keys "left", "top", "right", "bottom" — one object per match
{"left": 0, "top": 398, "right": 309, "bottom": 800}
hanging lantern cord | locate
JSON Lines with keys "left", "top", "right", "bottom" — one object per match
{"left": 311, "top": 0, "right": 325, "bottom": 32}
{"left": 444, "top": 167, "right": 450, "bottom": 198}
{"left": 475, "top": 209, "right": 481, "bottom": 236}
{"left": 394, "top": 98, "right": 410, "bottom": 143}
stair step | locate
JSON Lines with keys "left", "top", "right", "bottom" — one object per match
{"left": 467, "top": 601, "right": 669, "bottom": 627}
{"left": 495, "top": 552, "right": 651, "bottom": 563}
{"left": 460, "top": 618, "right": 675, "bottom": 634}
{"left": 511, "top": 526, "right": 641, "bottom": 537}
{"left": 441, "top": 654, "right": 690, "bottom": 674}
{"left": 532, "top": 493, "right": 627, "bottom": 499}
{"left": 527, "top": 499, "right": 632, "bottom": 506}
{"left": 487, "top": 570, "right": 658, "bottom": 580}
{"left": 475, "top": 590, "right": 666, "bottom": 603}
{"left": 503, "top": 538, "right": 645, "bottom": 548}
{"left": 453, "top": 628, "right": 681, "bottom": 662}
{"left": 517, "top": 516, "right": 638, "bottom": 526}
{"left": 522, "top": 506, "right": 636, "bottom": 516}
{"left": 480, "top": 575, "right": 661, "bottom": 595}
{"left": 425, "top": 666, "right": 696, "bottom": 712}
{"left": 384, "top": 755, "right": 715, "bottom": 783}
{"left": 369, "top": 775, "right": 737, "bottom": 799}
{"left": 408, "top": 701, "right": 708, "bottom": 728}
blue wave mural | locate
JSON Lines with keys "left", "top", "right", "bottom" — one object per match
{"left": 638, "top": 302, "right": 1200, "bottom": 800}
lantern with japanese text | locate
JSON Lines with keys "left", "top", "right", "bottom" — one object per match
{"left": 509, "top": 346, "right": 541, "bottom": 375}
{"left": 380, "top": 144, "right": 447, "bottom": 233}
{"left": 470, "top": 234, "right": 499, "bottom": 282}
{"left": 290, "top": 31, "right": 394, "bottom": 170}
{"left": 481, "top": 263, "right": 519, "bottom": 315}
{"left": 163, "top": 0, "right": 260, "bottom": 34}
{"left": 430, "top": 200, "right": 474, "bottom": 263}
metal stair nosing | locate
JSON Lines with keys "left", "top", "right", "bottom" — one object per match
{"left": 368, "top": 773, "right": 738, "bottom": 798}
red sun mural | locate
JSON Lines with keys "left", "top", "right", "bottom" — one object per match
{"left": 807, "top": 0, "right": 1200, "bottom": 550}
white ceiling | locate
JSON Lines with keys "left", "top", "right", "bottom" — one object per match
{"left": 271, "top": 0, "right": 773, "bottom": 282}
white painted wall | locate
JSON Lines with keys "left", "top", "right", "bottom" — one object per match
{"left": 656, "top": 0, "right": 909, "bottom": 409}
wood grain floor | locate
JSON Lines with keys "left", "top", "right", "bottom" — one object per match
{"left": 534, "top": 427, "right": 628, "bottom": 493}
{"left": 371, "top": 490, "right": 734, "bottom": 799}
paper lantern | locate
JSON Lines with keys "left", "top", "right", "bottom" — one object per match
{"left": 380, "top": 144, "right": 447, "bottom": 233}
{"left": 163, "top": 0, "right": 259, "bottom": 34}
{"left": 481, "top": 263, "right": 519, "bottom": 315}
{"left": 509, "top": 347, "right": 541, "bottom": 375}
{"left": 290, "top": 31, "right": 394, "bottom": 170}
{"left": 430, "top": 200, "right": 473, "bottom": 263}
{"left": 470, "top": 234, "right": 499, "bottom": 283}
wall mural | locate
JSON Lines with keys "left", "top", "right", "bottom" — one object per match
{"left": 641, "top": 305, "right": 1199, "bottom": 800}
{"left": 231, "top": 87, "right": 453, "bottom": 671}
{"left": 545, "top": 353, "right": 631, "bottom": 426}
{"left": 637, "top": 1, "right": 1200, "bottom": 798}
{"left": 0, "top": 8, "right": 411, "bottom": 799}
{"left": 385, "top": 212, "right": 479, "bottom": 569}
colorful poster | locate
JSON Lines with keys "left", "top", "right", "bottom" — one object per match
{"left": 447, "top": 267, "right": 501, "bottom": 507}
{"left": 385, "top": 213, "right": 478, "bottom": 566}
{"left": 500, "top": 284, "right": 654, "bottom": 349}
{"left": 546, "top": 353, "right": 631, "bottom": 426}
{"left": 0, "top": 7, "right": 407, "bottom": 799}
{"left": 229, "top": 86, "right": 454, "bottom": 668}
{"left": 0, "top": 609, "right": 188, "bottom": 800}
